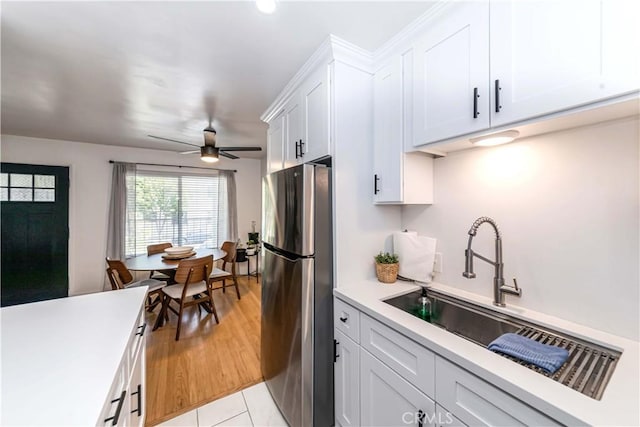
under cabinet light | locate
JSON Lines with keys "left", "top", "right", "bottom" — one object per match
{"left": 470, "top": 130, "right": 520, "bottom": 147}
{"left": 256, "top": 0, "right": 277, "bottom": 14}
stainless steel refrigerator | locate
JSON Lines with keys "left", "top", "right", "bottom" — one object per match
{"left": 261, "top": 163, "right": 334, "bottom": 427}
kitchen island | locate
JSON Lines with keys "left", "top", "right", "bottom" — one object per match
{"left": 1, "top": 286, "right": 147, "bottom": 426}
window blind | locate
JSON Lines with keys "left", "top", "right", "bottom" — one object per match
{"left": 125, "top": 170, "right": 222, "bottom": 257}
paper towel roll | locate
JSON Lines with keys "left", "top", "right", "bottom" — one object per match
{"left": 393, "top": 231, "right": 437, "bottom": 283}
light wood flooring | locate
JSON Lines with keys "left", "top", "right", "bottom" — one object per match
{"left": 144, "top": 275, "right": 263, "bottom": 426}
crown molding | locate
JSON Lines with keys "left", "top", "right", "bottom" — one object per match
{"left": 260, "top": 35, "right": 373, "bottom": 123}
{"left": 373, "top": 0, "right": 451, "bottom": 69}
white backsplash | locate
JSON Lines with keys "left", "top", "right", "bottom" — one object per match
{"left": 402, "top": 117, "right": 639, "bottom": 341}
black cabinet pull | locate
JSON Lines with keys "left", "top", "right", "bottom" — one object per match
{"left": 136, "top": 323, "right": 147, "bottom": 337}
{"left": 418, "top": 409, "right": 425, "bottom": 427}
{"left": 299, "top": 140, "right": 305, "bottom": 157}
{"left": 495, "top": 79, "right": 502, "bottom": 113}
{"left": 374, "top": 174, "right": 380, "bottom": 194}
{"left": 333, "top": 339, "right": 339, "bottom": 362}
{"left": 131, "top": 384, "right": 142, "bottom": 417}
{"left": 104, "top": 390, "right": 126, "bottom": 426}
{"left": 339, "top": 316, "right": 348, "bottom": 323}
{"left": 473, "top": 87, "right": 479, "bottom": 119}
{"left": 294, "top": 140, "right": 300, "bottom": 159}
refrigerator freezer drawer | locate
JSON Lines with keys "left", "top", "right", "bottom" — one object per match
{"left": 261, "top": 248, "right": 314, "bottom": 427}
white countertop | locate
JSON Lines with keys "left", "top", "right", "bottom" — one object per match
{"left": 1, "top": 287, "right": 147, "bottom": 426}
{"left": 335, "top": 279, "right": 640, "bottom": 426}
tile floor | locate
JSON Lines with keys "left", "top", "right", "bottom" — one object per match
{"left": 157, "top": 382, "right": 288, "bottom": 427}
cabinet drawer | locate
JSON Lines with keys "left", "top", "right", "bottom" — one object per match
{"left": 128, "top": 306, "right": 146, "bottom": 371}
{"left": 360, "top": 314, "right": 435, "bottom": 399}
{"left": 436, "top": 357, "right": 561, "bottom": 426}
{"left": 334, "top": 298, "right": 360, "bottom": 343}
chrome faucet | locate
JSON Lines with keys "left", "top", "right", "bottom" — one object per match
{"left": 463, "top": 217, "right": 521, "bottom": 307}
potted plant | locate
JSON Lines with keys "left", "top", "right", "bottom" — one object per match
{"left": 374, "top": 252, "right": 399, "bottom": 284}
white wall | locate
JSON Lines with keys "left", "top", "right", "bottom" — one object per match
{"left": 402, "top": 117, "right": 639, "bottom": 341}
{"left": 0, "top": 135, "right": 263, "bottom": 296}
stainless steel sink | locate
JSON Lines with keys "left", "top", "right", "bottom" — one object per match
{"left": 383, "top": 288, "right": 621, "bottom": 400}
{"left": 386, "top": 289, "right": 522, "bottom": 346}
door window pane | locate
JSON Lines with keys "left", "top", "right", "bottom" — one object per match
{"left": 10, "top": 174, "right": 32, "bottom": 188}
{"left": 10, "top": 188, "right": 33, "bottom": 202}
{"left": 0, "top": 173, "right": 8, "bottom": 187}
{"left": 34, "top": 189, "right": 55, "bottom": 202}
{"left": 34, "top": 175, "right": 55, "bottom": 188}
{"left": 0, "top": 188, "right": 8, "bottom": 201}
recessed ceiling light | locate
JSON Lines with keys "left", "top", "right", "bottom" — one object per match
{"left": 256, "top": 0, "right": 277, "bottom": 14}
{"left": 470, "top": 130, "right": 520, "bottom": 147}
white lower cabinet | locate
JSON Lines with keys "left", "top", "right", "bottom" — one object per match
{"left": 361, "top": 349, "right": 435, "bottom": 427}
{"left": 436, "top": 358, "right": 560, "bottom": 427}
{"left": 335, "top": 330, "right": 360, "bottom": 427}
{"left": 100, "top": 305, "right": 147, "bottom": 427}
{"left": 334, "top": 297, "right": 562, "bottom": 427}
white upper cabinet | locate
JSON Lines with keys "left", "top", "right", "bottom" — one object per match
{"left": 413, "top": 1, "right": 490, "bottom": 145}
{"left": 408, "top": 0, "right": 639, "bottom": 147}
{"left": 301, "top": 64, "right": 330, "bottom": 162}
{"left": 601, "top": 0, "right": 640, "bottom": 99}
{"left": 283, "top": 92, "right": 302, "bottom": 169}
{"left": 491, "top": 0, "right": 614, "bottom": 127}
{"left": 266, "top": 112, "right": 285, "bottom": 174}
{"left": 374, "top": 55, "right": 434, "bottom": 205}
{"left": 373, "top": 58, "right": 403, "bottom": 203}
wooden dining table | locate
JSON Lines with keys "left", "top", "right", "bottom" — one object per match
{"left": 125, "top": 247, "right": 227, "bottom": 329}
{"left": 124, "top": 247, "right": 226, "bottom": 273}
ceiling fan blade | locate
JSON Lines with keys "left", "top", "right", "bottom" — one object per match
{"left": 148, "top": 135, "right": 200, "bottom": 148}
{"left": 179, "top": 150, "right": 200, "bottom": 155}
{"left": 219, "top": 151, "right": 239, "bottom": 160}
{"left": 216, "top": 146, "right": 263, "bottom": 152}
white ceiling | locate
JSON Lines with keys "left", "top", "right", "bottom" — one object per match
{"left": 1, "top": 1, "right": 434, "bottom": 159}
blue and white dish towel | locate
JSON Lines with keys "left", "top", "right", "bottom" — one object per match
{"left": 488, "top": 333, "right": 569, "bottom": 374}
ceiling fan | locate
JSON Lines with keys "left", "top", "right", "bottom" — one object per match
{"left": 148, "top": 126, "right": 262, "bottom": 163}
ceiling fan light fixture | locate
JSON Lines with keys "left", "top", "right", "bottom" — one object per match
{"left": 470, "top": 130, "right": 520, "bottom": 147}
{"left": 256, "top": 0, "right": 277, "bottom": 14}
{"left": 200, "top": 145, "right": 220, "bottom": 163}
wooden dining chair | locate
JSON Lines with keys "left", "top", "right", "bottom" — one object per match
{"left": 208, "top": 241, "right": 241, "bottom": 300}
{"left": 105, "top": 258, "right": 166, "bottom": 311}
{"left": 146, "top": 242, "right": 173, "bottom": 281}
{"left": 155, "top": 255, "right": 218, "bottom": 341}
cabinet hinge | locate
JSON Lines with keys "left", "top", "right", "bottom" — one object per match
{"left": 333, "top": 339, "right": 339, "bottom": 362}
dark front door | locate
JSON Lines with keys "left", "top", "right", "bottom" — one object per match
{"left": 1, "top": 163, "right": 69, "bottom": 306}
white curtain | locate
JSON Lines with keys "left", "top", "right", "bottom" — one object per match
{"left": 216, "top": 170, "right": 238, "bottom": 247}
{"left": 105, "top": 161, "right": 136, "bottom": 289}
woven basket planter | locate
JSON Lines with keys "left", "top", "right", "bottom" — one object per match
{"left": 375, "top": 262, "right": 399, "bottom": 284}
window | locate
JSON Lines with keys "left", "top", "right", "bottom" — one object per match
{"left": 0, "top": 172, "right": 56, "bottom": 202}
{"left": 125, "top": 170, "right": 228, "bottom": 257}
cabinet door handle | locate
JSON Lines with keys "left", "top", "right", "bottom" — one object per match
{"left": 495, "top": 79, "right": 502, "bottom": 113}
{"left": 374, "top": 174, "right": 380, "bottom": 194}
{"left": 136, "top": 323, "right": 147, "bottom": 337}
{"left": 131, "top": 384, "right": 142, "bottom": 417}
{"left": 333, "top": 339, "right": 339, "bottom": 362}
{"left": 295, "top": 140, "right": 300, "bottom": 159}
{"left": 299, "top": 140, "right": 305, "bottom": 157}
{"left": 473, "top": 87, "right": 479, "bottom": 119}
{"left": 104, "top": 390, "right": 127, "bottom": 426}
{"left": 417, "top": 409, "right": 425, "bottom": 427}
{"left": 339, "top": 316, "right": 348, "bottom": 323}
